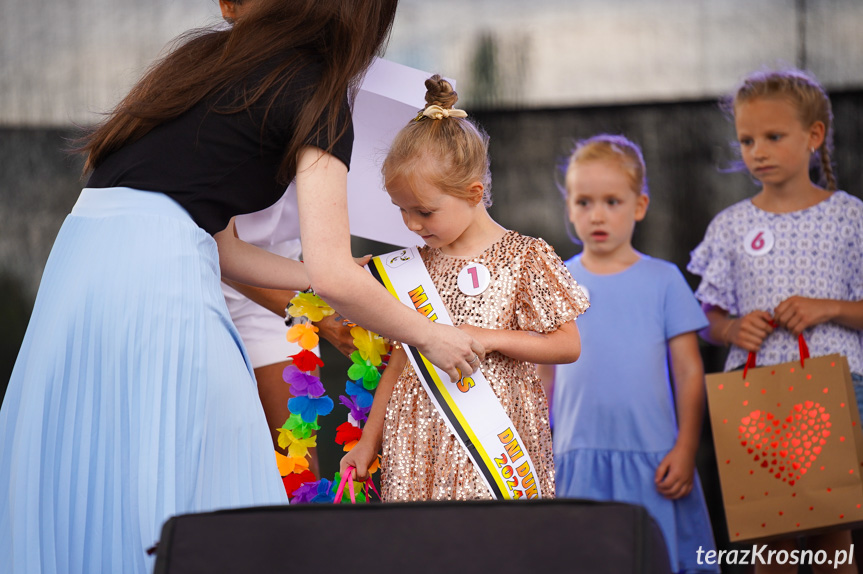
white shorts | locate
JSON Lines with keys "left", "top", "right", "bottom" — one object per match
{"left": 222, "top": 282, "right": 313, "bottom": 369}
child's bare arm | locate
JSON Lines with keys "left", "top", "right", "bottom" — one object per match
{"left": 457, "top": 320, "right": 580, "bottom": 365}
{"left": 339, "top": 347, "right": 407, "bottom": 480}
{"left": 655, "top": 331, "right": 704, "bottom": 500}
{"left": 700, "top": 304, "right": 774, "bottom": 352}
{"left": 773, "top": 297, "right": 863, "bottom": 335}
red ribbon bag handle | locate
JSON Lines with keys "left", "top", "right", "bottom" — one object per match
{"left": 743, "top": 333, "right": 810, "bottom": 379}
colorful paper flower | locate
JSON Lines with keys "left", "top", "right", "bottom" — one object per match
{"left": 335, "top": 421, "right": 363, "bottom": 448}
{"left": 281, "top": 413, "right": 320, "bottom": 440}
{"left": 292, "top": 478, "right": 335, "bottom": 504}
{"left": 339, "top": 394, "right": 372, "bottom": 424}
{"left": 368, "top": 455, "right": 381, "bottom": 475}
{"left": 288, "top": 394, "right": 334, "bottom": 423}
{"left": 286, "top": 323, "right": 320, "bottom": 350}
{"left": 347, "top": 351, "right": 382, "bottom": 388}
{"left": 283, "top": 469, "right": 317, "bottom": 498}
{"left": 275, "top": 450, "right": 311, "bottom": 476}
{"left": 287, "top": 292, "right": 335, "bottom": 323}
{"left": 277, "top": 428, "right": 318, "bottom": 459}
{"left": 351, "top": 326, "right": 388, "bottom": 366}
{"left": 290, "top": 349, "right": 324, "bottom": 372}
{"left": 344, "top": 381, "right": 375, "bottom": 415}
{"left": 283, "top": 369, "right": 325, "bottom": 398}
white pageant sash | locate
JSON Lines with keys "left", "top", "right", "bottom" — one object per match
{"left": 368, "top": 247, "right": 542, "bottom": 500}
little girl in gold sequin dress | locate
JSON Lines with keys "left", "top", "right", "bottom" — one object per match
{"left": 340, "top": 75, "right": 589, "bottom": 501}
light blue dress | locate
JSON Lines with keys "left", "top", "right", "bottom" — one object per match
{"left": 553, "top": 255, "right": 718, "bottom": 574}
{"left": 0, "top": 188, "right": 288, "bottom": 574}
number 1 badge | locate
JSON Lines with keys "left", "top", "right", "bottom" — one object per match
{"left": 457, "top": 263, "right": 491, "bottom": 296}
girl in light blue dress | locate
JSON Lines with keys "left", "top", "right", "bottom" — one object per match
{"left": 542, "top": 134, "right": 718, "bottom": 573}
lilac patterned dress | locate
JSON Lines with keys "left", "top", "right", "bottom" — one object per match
{"left": 688, "top": 191, "right": 863, "bottom": 375}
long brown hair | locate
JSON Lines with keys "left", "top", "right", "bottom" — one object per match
{"left": 78, "top": 0, "right": 398, "bottom": 183}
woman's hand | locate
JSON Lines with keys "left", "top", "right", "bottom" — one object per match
{"left": 456, "top": 324, "right": 498, "bottom": 355}
{"left": 726, "top": 310, "right": 774, "bottom": 352}
{"left": 417, "top": 323, "right": 485, "bottom": 383}
{"left": 339, "top": 437, "right": 379, "bottom": 482}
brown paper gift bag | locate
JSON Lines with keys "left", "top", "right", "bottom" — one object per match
{"left": 706, "top": 347, "right": 863, "bottom": 543}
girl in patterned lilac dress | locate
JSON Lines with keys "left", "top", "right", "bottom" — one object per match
{"left": 340, "top": 75, "right": 589, "bottom": 500}
{"left": 689, "top": 69, "right": 863, "bottom": 574}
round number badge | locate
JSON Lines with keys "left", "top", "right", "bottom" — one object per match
{"left": 743, "top": 227, "right": 774, "bottom": 257}
{"left": 457, "top": 263, "right": 490, "bottom": 296}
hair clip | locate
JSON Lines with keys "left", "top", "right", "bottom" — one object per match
{"left": 413, "top": 105, "right": 468, "bottom": 122}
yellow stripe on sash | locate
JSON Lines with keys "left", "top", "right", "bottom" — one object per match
{"left": 417, "top": 354, "right": 512, "bottom": 498}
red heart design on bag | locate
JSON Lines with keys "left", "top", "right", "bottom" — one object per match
{"left": 737, "top": 402, "right": 831, "bottom": 485}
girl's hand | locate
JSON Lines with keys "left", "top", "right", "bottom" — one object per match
{"left": 773, "top": 296, "right": 837, "bottom": 336}
{"left": 727, "top": 310, "right": 774, "bottom": 352}
{"left": 456, "top": 324, "right": 498, "bottom": 355}
{"left": 654, "top": 445, "right": 695, "bottom": 500}
{"left": 339, "top": 437, "right": 379, "bottom": 482}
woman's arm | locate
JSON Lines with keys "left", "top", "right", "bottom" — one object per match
{"left": 214, "top": 222, "right": 311, "bottom": 291}
{"left": 294, "top": 146, "right": 484, "bottom": 382}
{"left": 655, "top": 331, "right": 705, "bottom": 500}
{"left": 339, "top": 348, "right": 406, "bottom": 480}
{"left": 222, "top": 278, "right": 295, "bottom": 317}
{"left": 457, "top": 320, "right": 580, "bottom": 365}
{"left": 221, "top": 278, "right": 358, "bottom": 357}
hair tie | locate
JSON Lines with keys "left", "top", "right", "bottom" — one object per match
{"left": 413, "top": 104, "right": 468, "bottom": 122}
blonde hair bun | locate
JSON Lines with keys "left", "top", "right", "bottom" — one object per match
{"left": 424, "top": 74, "right": 459, "bottom": 110}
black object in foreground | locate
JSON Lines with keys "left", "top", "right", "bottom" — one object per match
{"left": 153, "top": 498, "right": 671, "bottom": 574}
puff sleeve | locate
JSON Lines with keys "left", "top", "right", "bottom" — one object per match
{"left": 516, "top": 238, "right": 590, "bottom": 333}
{"left": 687, "top": 216, "right": 739, "bottom": 315}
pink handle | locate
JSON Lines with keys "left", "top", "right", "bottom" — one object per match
{"left": 334, "top": 467, "right": 356, "bottom": 504}
{"left": 365, "top": 475, "right": 381, "bottom": 501}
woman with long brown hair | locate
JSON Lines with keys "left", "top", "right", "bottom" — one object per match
{"left": 0, "top": 2, "right": 484, "bottom": 572}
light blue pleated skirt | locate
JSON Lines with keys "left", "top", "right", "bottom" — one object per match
{"left": 0, "top": 188, "right": 288, "bottom": 574}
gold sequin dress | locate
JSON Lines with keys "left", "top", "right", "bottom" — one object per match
{"left": 381, "top": 230, "right": 589, "bottom": 501}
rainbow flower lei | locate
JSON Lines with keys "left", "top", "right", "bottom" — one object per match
{"left": 276, "top": 291, "right": 389, "bottom": 503}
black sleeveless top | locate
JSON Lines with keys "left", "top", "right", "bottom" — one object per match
{"left": 87, "top": 57, "right": 353, "bottom": 235}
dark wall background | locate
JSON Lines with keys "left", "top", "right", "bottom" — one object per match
{"left": 2, "top": 91, "right": 861, "bottom": 572}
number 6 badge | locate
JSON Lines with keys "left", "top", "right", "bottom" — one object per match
{"left": 743, "top": 227, "right": 775, "bottom": 257}
{"left": 457, "top": 263, "right": 491, "bottom": 296}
